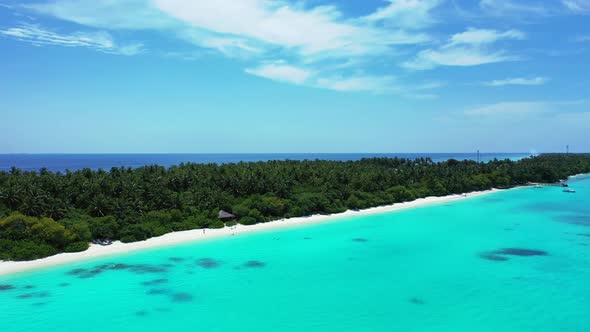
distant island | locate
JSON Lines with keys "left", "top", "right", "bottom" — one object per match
{"left": 1, "top": 154, "right": 589, "bottom": 261}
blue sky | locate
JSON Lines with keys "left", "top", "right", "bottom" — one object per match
{"left": 0, "top": 0, "right": 589, "bottom": 153}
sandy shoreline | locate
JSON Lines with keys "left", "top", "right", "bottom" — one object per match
{"left": 0, "top": 188, "right": 509, "bottom": 277}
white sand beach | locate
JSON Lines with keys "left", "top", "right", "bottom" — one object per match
{"left": 0, "top": 188, "right": 505, "bottom": 277}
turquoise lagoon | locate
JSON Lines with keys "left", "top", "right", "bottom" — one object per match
{"left": 1, "top": 176, "right": 589, "bottom": 332}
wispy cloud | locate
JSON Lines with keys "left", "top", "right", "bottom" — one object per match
{"left": 562, "top": 0, "right": 590, "bottom": 13}
{"left": 363, "top": 0, "right": 442, "bottom": 29}
{"left": 483, "top": 77, "right": 549, "bottom": 86}
{"left": 465, "top": 101, "right": 552, "bottom": 116}
{"left": 0, "top": 23, "right": 143, "bottom": 55}
{"left": 403, "top": 28, "right": 524, "bottom": 70}
{"left": 151, "top": 0, "right": 430, "bottom": 60}
{"left": 8, "top": 1, "right": 554, "bottom": 95}
{"left": 244, "top": 61, "right": 398, "bottom": 93}
{"left": 315, "top": 75, "right": 398, "bottom": 93}
{"left": 245, "top": 62, "right": 311, "bottom": 85}
{"left": 403, "top": 48, "right": 516, "bottom": 70}
{"left": 18, "top": 0, "right": 445, "bottom": 94}
{"left": 573, "top": 35, "right": 590, "bottom": 42}
{"left": 23, "top": 0, "right": 174, "bottom": 30}
{"left": 479, "top": 0, "right": 549, "bottom": 16}
{"left": 449, "top": 28, "right": 525, "bottom": 46}
{"left": 480, "top": 0, "right": 590, "bottom": 16}
{"left": 465, "top": 100, "right": 585, "bottom": 116}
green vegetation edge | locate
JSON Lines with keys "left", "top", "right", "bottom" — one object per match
{"left": 1, "top": 154, "right": 589, "bottom": 261}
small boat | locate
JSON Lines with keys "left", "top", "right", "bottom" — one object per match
{"left": 561, "top": 183, "right": 569, "bottom": 187}
{"left": 563, "top": 189, "right": 576, "bottom": 193}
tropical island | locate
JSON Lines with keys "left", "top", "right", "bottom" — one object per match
{"left": 1, "top": 154, "right": 589, "bottom": 262}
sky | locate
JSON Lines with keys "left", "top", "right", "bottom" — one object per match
{"left": 0, "top": 0, "right": 589, "bottom": 153}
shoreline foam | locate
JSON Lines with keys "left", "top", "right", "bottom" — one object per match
{"left": 0, "top": 188, "right": 508, "bottom": 277}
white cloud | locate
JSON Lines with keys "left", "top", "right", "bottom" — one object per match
{"left": 364, "top": 0, "right": 442, "bottom": 29}
{"left": 449, "top": 28, "right": 525, "bottom": 46}
{"left": 15, "top": 0, "right": 533, "bottom": 94}
{"left": 116, "top": 43, "right": 145, "bottom": 56}
{"left": 562, "top": 0, "right": 590, "bottom": 13}
{"left": 151, "top": 0, "right": 429, "bottom": 59}
{"left": 465, "top": 101, "right": 551, "bottom": 116}
{"left": 244, "top": 61, "right": 444, "bottom": 96}
{"left": 403, "top": 48, "right": 516, "bottom": 69}
{"left": 245, "top": 62, "right": 311, "bottom": 85}
{"left": 483, "top": 77, "right": 549, "bottom": 86}
{"left": 0, "top": 23, "right": 143, "bottom": 55}
{"left": 24, "top": 0, "right": 431, "bottom": 59}
{"left": 179, "top": 28, "right": 265, "bottom": 58}
{"left": 244, "top": 62, "right": 404, "bottom": 94}
{"left": 479, "top": 0, "right": 549, "bottom": 16}
{"left": 465, "top": 100, "right": 586, "bottom": 116}
{"left": 24, "top": 0, "right": 174, "bottom": 29}
{"left": 403, "top": 28, "right": 524, "bottom": 70}
{"left": 480, "top": 0, "right": 590, "bottom": 16}
{"left": 19, "top": 0, "right": 437, "bottom": 91}
{"left": 315, "top": 75, "right": 397, "bottom": 92}
{"left": 18, "top": 0, "right": 441, "bottom": 94}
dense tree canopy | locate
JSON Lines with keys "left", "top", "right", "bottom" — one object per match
{"left": 1, "top": 154, "right": 589, "bottom": 261}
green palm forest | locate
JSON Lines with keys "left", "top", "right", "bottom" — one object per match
{"left": 1, "top": 154, "right": 589, "bottom": 261}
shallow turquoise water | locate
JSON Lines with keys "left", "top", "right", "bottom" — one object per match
{"left": 1, "top": 176, "right": 589, "bottom": 332}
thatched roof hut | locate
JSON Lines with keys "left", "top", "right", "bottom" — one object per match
{"left": 218, "top": 210, "right": 236, "bottom": 221}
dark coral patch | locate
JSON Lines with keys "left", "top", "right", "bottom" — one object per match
{"left": 66, "top": 268, "right": 87, "bottom": 276}
{"left": 578, "top": 234, "right": 590, "bottom": 237}
{"left": 23, "top": 285, "right": 35, "bottom": 289}
{"left": 128, "top": 264, "right": 169, "bottom": 274}
{"left": 67, "top": 266, "right": 106, "bottom": 279}
{"left": 303, "top": 237, "right": 312, "bottom": 240}
{"left": 67, "top": 263, "right": 170, "bottom": 279}
{"left": 32, "top": 302, "right": 49, "bottom": 306}
{"left": 141, "top": 278, "right": 169, "bottom": 286}
{"left": 196, "top": 258, "right": 221, "bottom": 269}
{"left": 136, "top": 310, "right": 148, "bottom": 317}
{"left": 352, "top": 238, "right": 368, "bottom": 242}
{"left": 409, "top": 297, "right": 425, "bottom": 305}
{"left": 171, "top": 292, "right": 193, "bottom": 302}
{"left": 554, "top": 215, "right": 590, "bottom": 227}
{"left": 17, "top": 291, "right": 50, "bottom": 299}
{"left": 495, "top": 248, "right": 548, "bottom": 256}
{"left": 0, "top": 284, "right": 16, "bottom": 291}
{"left": 243, "top": 260, "right": 266, "bottom": 268}
{"left": 169, "top": 257, "right": 185, "bottom": 262}
{"left": 59, "top": 283, "right": 70, "bottom": 287}
{"left": 146, "top": 289, "right": 170, "bottom": 295}
{"left": 17, "top": 293, "right": 34, "bottom": 299}
{"left": 110, "top": 263, "right": 132, "bottom": 271}
{"left": 479, "top": 247, "right": 548, "bottom": 262}
{"left": 479, "top": 252, "right": 509, "bottom": 262}
{"left": 79, "top": 269, "right": 105, "bottom": 279}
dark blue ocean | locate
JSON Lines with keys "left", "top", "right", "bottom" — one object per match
{"left": 0, "top": 153, "right": 531, "bottom": 172}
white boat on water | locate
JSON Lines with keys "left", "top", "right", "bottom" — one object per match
{"left": 563, "top": 189, "right": 576, "bottom": 193}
